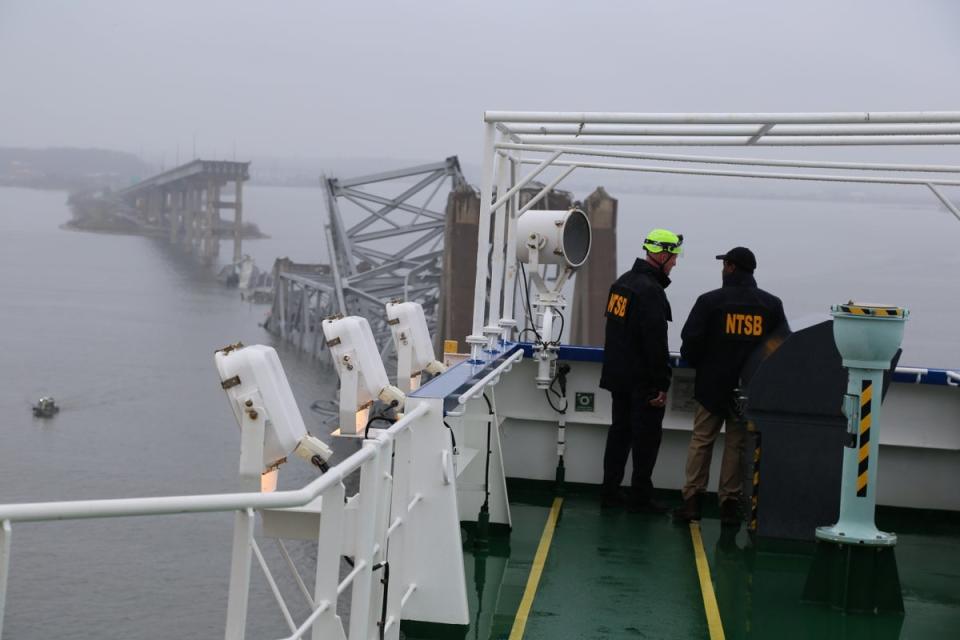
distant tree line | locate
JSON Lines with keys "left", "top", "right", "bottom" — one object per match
{"left": 0, "top": 147, "right": 151, "bottom": 192}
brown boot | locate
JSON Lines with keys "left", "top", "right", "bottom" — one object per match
{"left": 672, "top": 494, "right": 702, "bottom": 522}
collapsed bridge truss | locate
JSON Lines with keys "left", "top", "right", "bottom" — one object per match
{"left": 268, "top": 156, "right": 468, "bottom": 359}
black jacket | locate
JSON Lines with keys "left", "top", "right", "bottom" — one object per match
{"left": 600, "top": 259, "right": 672, "bottom": 396}
{"left": 680, "top": 271, "right": 788, "bottom": 416}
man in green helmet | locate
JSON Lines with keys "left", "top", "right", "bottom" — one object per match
{"left": 599, "top": 228, "right": 682, "bottom": 513}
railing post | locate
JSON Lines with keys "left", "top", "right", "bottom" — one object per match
{"left": 0, "top": 520, "right": 11, "bottom": 639}
{"left": 312, "top": 483, "right": 347, "bottom": 640}
{"left": 348, "top": 440, "right": 384, "bottom": 640}
{"left": 384, "top": 429, "right": 413, "bottom": 639}
{"left": 370, "top": 435, "right": 395, "bottom": 637}
{"left": 224, "top": 508, "right": 255, "bottom": 640}
{"left": 300, "top": 285, "right": 308, "bottom": 353}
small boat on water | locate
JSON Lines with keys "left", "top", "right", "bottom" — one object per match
{"left": 31, "top": 396, "right": 59, "bottom": 418}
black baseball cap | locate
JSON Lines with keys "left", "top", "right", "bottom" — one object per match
{"left": 715, "top": 247, "right": 757, "bottom": 273}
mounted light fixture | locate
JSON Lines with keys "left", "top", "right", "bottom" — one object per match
{"left": 215, "top": 343, "right": 333, "bottom": 491}
{"left": 386, "top": 301, "right": 446, "bottom": 393}
{"left": 515, "top": 207, "right": 592, "bottom": 389}
{"left": 516, "top": 207, "right": 592, "bottom": 270}
{"left": 322, "top": 315, "right": 405, "bottom": 437}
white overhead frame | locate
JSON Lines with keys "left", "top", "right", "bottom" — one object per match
{"left": 465, "top": 110, "right": 960, "bottom": 361}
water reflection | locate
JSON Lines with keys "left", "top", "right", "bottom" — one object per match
{"left": 709, "top": 527, "right": 904, "bottom": 640}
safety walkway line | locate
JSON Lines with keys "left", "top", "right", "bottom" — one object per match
{"left": 508, "top": 497, "right": 563, "bottom": 640}
{"left": 690, "top": 522, "right": 726, "bottom": 640}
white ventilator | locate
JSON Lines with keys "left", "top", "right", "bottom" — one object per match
{"left": 322, "top": 315, "right": 405, "bottom": 437}
{"left": 386, "top": 301, "right": 447, "bottom": 393}
{"left": 215, "top": 343, "right": 333, "bottom": 491}
{"left": 516, "top": 208, "right": 592, "bottom": 388}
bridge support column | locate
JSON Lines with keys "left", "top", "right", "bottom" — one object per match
{"left": 571, "top": 187, "right": 618, "bottom": 346}
{"left": 168, "top": 190, "right": 180, "bottom": 244}
{"left": 191, "top": 187, "right": 202, "bottom": 250}
{"left": 202, "top": 179, "right": 220, "bottom": 262}
{"left": 233, "top": 178, "right": 244, "bottom": 263}
{"left": 184, "top": 188, "right": 195, "bottom": 248}
{"left": 438, "top": 184, "right": 480, "bottom": 350}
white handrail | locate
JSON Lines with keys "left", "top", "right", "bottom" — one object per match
{"left": 457, "top": 348, "right": 524, "bottom": 405}
{"left": 0, "top": 404, "right": 430, "bottom": 524}
{"left": 496, "top": 142, "right": 960, "bottom": 174}
{"left": 485, "top": 110, "right": 960, "bottom": 125}
{"left": 516, "top": 158, "right": 960, "bottom": 187}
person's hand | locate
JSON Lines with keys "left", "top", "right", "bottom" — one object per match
{"left": 648, "top": 391, "right": 667, "bottom": 408}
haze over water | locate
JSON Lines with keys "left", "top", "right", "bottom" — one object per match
{"left": 0, "top": 179, "right": 957, "bottom": 637}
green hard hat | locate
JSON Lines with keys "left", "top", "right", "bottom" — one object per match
{"left": 643, "top": 228, "right": 683, "bottom": 254}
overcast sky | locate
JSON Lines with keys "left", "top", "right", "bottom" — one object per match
{"left": 2, "top": 0, "right": 959, "bottom": 164}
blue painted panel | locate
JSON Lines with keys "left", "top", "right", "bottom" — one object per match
{"left": 409, "top": 343, "right": 525, "bottom": 415}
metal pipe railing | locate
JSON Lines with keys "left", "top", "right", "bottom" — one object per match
{"left": 457, "top": 349, "right": 524, "bottom": 405}
{"left": 496, "top": 142, "right": 960, "bottom": 174}
{"left": 485, "top": 110, "right": 960, "bottom": 125}
{"left": 0, "top": 403, "right": 429, "bottom": 525}
{"left": 516, "top": 158, "right": 960, "bottom": 187}
{"left": 0, "top": 402, "right": 432, "bottom": 640}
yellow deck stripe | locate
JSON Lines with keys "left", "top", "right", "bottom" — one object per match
{"left": 690, "top": 522, "right": 726, "bottom": 640}
{"left": 509, "top": 496, "right": 563, "bottom": 640}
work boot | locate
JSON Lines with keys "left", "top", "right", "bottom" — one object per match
{"left": 720, "top": 499, "right": 742, "bottom": 526}
{"left": 672, "top": 494, "right": 703, "bottom": 522}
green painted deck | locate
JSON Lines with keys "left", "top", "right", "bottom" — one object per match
{"left": 405, "top": 484, "right": 960, "bottom": 640}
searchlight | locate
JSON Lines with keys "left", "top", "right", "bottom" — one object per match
{"left": 516, "top": 207, "right": 592, "bottom": 389}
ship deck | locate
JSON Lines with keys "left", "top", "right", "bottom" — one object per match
{"left": 404, "top": 481, "right": 960, "bottom": 640}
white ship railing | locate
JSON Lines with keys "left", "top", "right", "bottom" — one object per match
{"left": 0, "top": 403, "right": 432, "bottom": 640}
{"left": 465, "top": 110, "right": 960, "bottom": 360}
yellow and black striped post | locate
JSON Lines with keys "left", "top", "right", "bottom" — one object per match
{"left": 749, "top": 426, "right": 761, "bottom": 533}
{"left": 856, "top": 380, "right": 872, "bottom": 498}
{"left": 815, "top": 302, "right": 907, "bottom": 544}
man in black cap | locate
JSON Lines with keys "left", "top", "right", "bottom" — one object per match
{"left": 673, "top": 247, "right": 788, "bottom": 524}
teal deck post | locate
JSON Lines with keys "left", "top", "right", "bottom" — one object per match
{"left": 803, "top": 303, "right": 908, "bottom": 613}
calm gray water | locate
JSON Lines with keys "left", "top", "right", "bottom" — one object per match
{"left": 0, "top": 182, "right": 957, "bottom": 638}
{"left": 0, "top": 186, "right": 343, "bottom": 638}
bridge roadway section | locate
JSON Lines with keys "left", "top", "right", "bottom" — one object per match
{"left": 118, "top": 160, "right": 250, "bottom": 262}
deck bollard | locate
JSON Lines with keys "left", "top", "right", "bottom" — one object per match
{"left": 802, "top": 302, "right": 908, "bottom": 614}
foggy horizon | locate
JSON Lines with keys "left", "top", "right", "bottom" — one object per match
{"left": 3, "top": 0, "right": 960, "bottom": 167}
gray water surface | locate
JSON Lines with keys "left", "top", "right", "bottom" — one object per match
{"left": 0, "top": 186, "right": 344, "bottom": 639}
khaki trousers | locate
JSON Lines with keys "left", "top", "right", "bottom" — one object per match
{"left": 682, "top": 403, "right": 747, "bottom": 502}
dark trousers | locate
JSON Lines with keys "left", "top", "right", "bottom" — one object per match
{"left": 602, "top": 391, "right": 665, "bottom": 502}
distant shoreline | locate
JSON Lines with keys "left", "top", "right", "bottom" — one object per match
{"left": 60, "top": 220, "right": 270, "bottom": 240}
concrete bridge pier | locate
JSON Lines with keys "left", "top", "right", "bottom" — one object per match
{"left": 184, "top": 187, "right": 197, "bottom": 249}
{"left": 168, "top": 190, "right": 182, "bottom": 244}
{"left": 202, "top": 179, "right": 220, "bottom": 262}
{"left": 117, "top": 160, "right": 250, "bottom": 263}
{"left": 232, "top": 178, "right": 243, "bottom": 263}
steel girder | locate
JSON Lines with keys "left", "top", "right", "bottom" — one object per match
{"left": 310, "top": 156, "right": 464, "bottom": 352}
